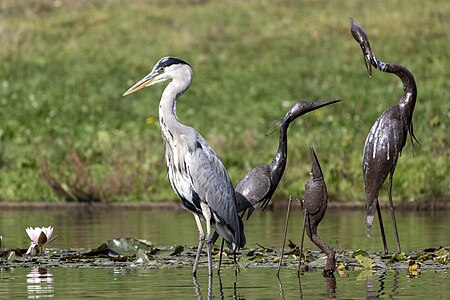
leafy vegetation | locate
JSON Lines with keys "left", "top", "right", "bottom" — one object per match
{"left": 0, "top": 0, "right": 449, "bottom": 202}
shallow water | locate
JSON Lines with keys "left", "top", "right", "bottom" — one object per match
{"left": 0, "top": 207, "right": 448, "bottom": 251}
{"left": 1, "top": 264, "right": 449, "bottom": 299}
{"left": 0, "top": 207, "right": 449, "bottom": 299}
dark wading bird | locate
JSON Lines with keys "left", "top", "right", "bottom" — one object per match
{"left": 211, "top": 99, "right": 341, "bottom": 269}
{"left": 277, "top": 148, "right": 335, "bottom": 277}
{"left": 350, "top": 18, "right": 419, "bottom": 254}
{"left": 123, "top": 57, "right": 246, "bottom": 277}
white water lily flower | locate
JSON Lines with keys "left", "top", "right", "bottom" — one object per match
{"left": 25, "top": 226, "right": 57, "bottom": 256}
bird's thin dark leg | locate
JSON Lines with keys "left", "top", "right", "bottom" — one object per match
{"left": 376, "top": 200, "right": 389, "bottom": 254}
{"left": 217, "top": 238, "right": 224, "bottom": 275}
{"left": 233, "top": 249, "right": 239, "bottom": 277}
{"left": 277, "top": 196, "right": 292, "bottom": 276}
{"left": 192, "top": 214, "right": 205, "bottom": 277}
{"left": 388, "top": 172, "right": 401, "bottom": 253}
{"left": 297, "top": 210, "right": 307, "bottom": 278}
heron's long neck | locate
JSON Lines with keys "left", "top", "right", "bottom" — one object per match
{"left": 270, "top": 122, "right": 289, "bottom": 183}
{"left": 371, "top": 55, "right": 419, "bottom": 148}
{"left": 371, "top": 57, "right": 417, "bottom": 125}
{"left": 158, "top": 76, "right": 191, "bottom": 141}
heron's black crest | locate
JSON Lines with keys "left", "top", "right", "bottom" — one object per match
{"left": 154, "top": 57, "right": 191, "bottom": 70}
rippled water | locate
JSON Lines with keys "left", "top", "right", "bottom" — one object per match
{"left": 0, "top": 207, "right": 448, "bottom": 251}
{"left": 1, "top": 264, "right": 449, "bottom": 299}
{"left": 0, "top": 206, "right": 449, "bottom": 299}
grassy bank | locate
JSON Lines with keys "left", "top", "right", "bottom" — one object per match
{"left": 0, "top": 0, "right": 449, "bottom": 203}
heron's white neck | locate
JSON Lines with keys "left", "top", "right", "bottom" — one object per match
{"left": 158, "top": 66, "right": 193, "bottom": 139}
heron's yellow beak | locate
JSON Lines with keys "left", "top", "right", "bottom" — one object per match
{"left": 123, "top": 73, "right": 158, "bottom": 96}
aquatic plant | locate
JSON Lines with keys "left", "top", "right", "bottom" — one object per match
{"left": 25, "top": 226, "right": 57, "bottom": 256}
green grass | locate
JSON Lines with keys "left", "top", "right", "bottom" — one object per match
{"left": 0, "top": 0, "right": 449, "bottom": 203}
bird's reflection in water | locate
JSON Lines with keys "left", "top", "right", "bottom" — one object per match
{"left": 278, "top": 270, "right": 336, "bottom": 300}
{"left": 193, "top": 270, "right": 240, "bottom": 300}
{"left": 26, "top": 267, "right": 54, "bottom": 299}
{"left": 324, "top": 274, "right": 337, "bottom": 299}
{"left": 276, "top": 274, "right": 286, "bottom": 300}
{"left": 365, "top": 269, "right": 399, "bottom": 299}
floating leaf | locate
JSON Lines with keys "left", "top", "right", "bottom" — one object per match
{"left": 409, "top": 252, "right": 432, "bottom": 261}
{"left": 309, "top": 255, "right": 327, "bottom": 268}
{"left": 6, "top": 251, "right": 16, "bottom": 262}
{"left": 390, "top": 252, "right": 407, "bottom": 262}
{"left": 133, "top": 249, "right": 151, "bottom": 264}
{"left": 352, "top": 249, "right": 369, "bottom": 258}
{"left": 355, "top": 254, "right": 374, "bottom": 269}
{"left": 106, "top": 238, "right": 153, "bottom": 256}
{"left": 169, "top": 245, "right": 184, "bottom": 256}
{"left": 433, "top": 248, "right": 449, "bottom": 264}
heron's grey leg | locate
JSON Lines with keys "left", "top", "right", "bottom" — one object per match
{"left": 209, "top": 231, "right": 221, "bottom": 274}
{"left": 388, "top": 172, "right": 401, "bottom": 253}
{"left": 376, "top": 199, "right": 389, "bottom": 254}
{"left": 192, "top": 214, "right": 205, "bottom": 277}
{"left": 277, "top": 196, "right": 292, "bottom": 276}
{"left": 200, "top": 202, "right": 213, "bottom": 277}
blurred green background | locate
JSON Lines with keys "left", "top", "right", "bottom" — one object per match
{"left": 0, "top": 0, "right": 448, "bottom": 203}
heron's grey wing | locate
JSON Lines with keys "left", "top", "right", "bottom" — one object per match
{"left": 235, "top": 166, "right": 271, "bottom": 210}
{"left": 185, "top": 135, "right": 243, "bottom": 247}
{"left": 363, "top": 106, "right": 405, "bottom": 226}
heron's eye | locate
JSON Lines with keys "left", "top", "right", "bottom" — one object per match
{"left": 159, "top": 67, "right": 164, "bottom": 72}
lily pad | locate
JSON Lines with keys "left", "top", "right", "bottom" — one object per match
{"left": 390, "top": 252, "right": 407, "bottom": 262}
{"left": 106, "top": 238, "right": 153, "bottom": 256}
{"left": 433, "top": 248, "right": 449, "bottom": 264}
{"left": 355, "top": 254, "right": 374, "bottom": 269}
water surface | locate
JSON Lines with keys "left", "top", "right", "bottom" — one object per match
{"left": 0, "top": 207, "right": 448, "bottom": 299}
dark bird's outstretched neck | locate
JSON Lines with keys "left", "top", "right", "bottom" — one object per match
{"left": 269, "top": 121, "right": 289, "bottom": 185}
{"left": 371, "top": 56, "right": 419, "bottom": 147}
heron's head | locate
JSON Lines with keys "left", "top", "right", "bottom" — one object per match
{"left": 123, "top": 56, "right": 191, "bottom": 96}
{"left": 350, "top": 17, "right": 375, "bottom": 77}
{"left": 282, "top": 99, "right": 341, "bottom": 124}
{"left": 266, "top": 99, "right": 341, "bottom": 135}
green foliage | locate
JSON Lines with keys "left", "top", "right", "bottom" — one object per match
{"left": 0, "top": 0, "right": 449, "bottom": 202}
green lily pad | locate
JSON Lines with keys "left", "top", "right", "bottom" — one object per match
{"left": 355, "top": 254, "right": 374, "bottom": 269}
{"left": 433, "top": 248, "right": 449, "bottom": 264}
{"left": 106, "top": 238, "right": 153, "bottom": 256}
{"left": 133, "top": 249, "right": 152, "bottom": 264}
{"left": 390, "top": 252, "right": 407, "bottom": 262}
{"left": 352, "top": 249, "right": 369, "bottom": 258}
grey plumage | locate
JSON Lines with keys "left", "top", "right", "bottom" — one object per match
{"left": 123, "top": 56, "right": 245, "bottom": 276}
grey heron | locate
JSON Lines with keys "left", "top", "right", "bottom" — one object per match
{"left": 350, "top": 18, "right": 419, "bottom": 254}
{"left": 123, "top": 56, "right": 245, "bottom": 277}
{"left": 277, "top": 147, "right": 335, "bottom": 277}
{"left": 212, "top": 99, "right": 341, "bottom": 270}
